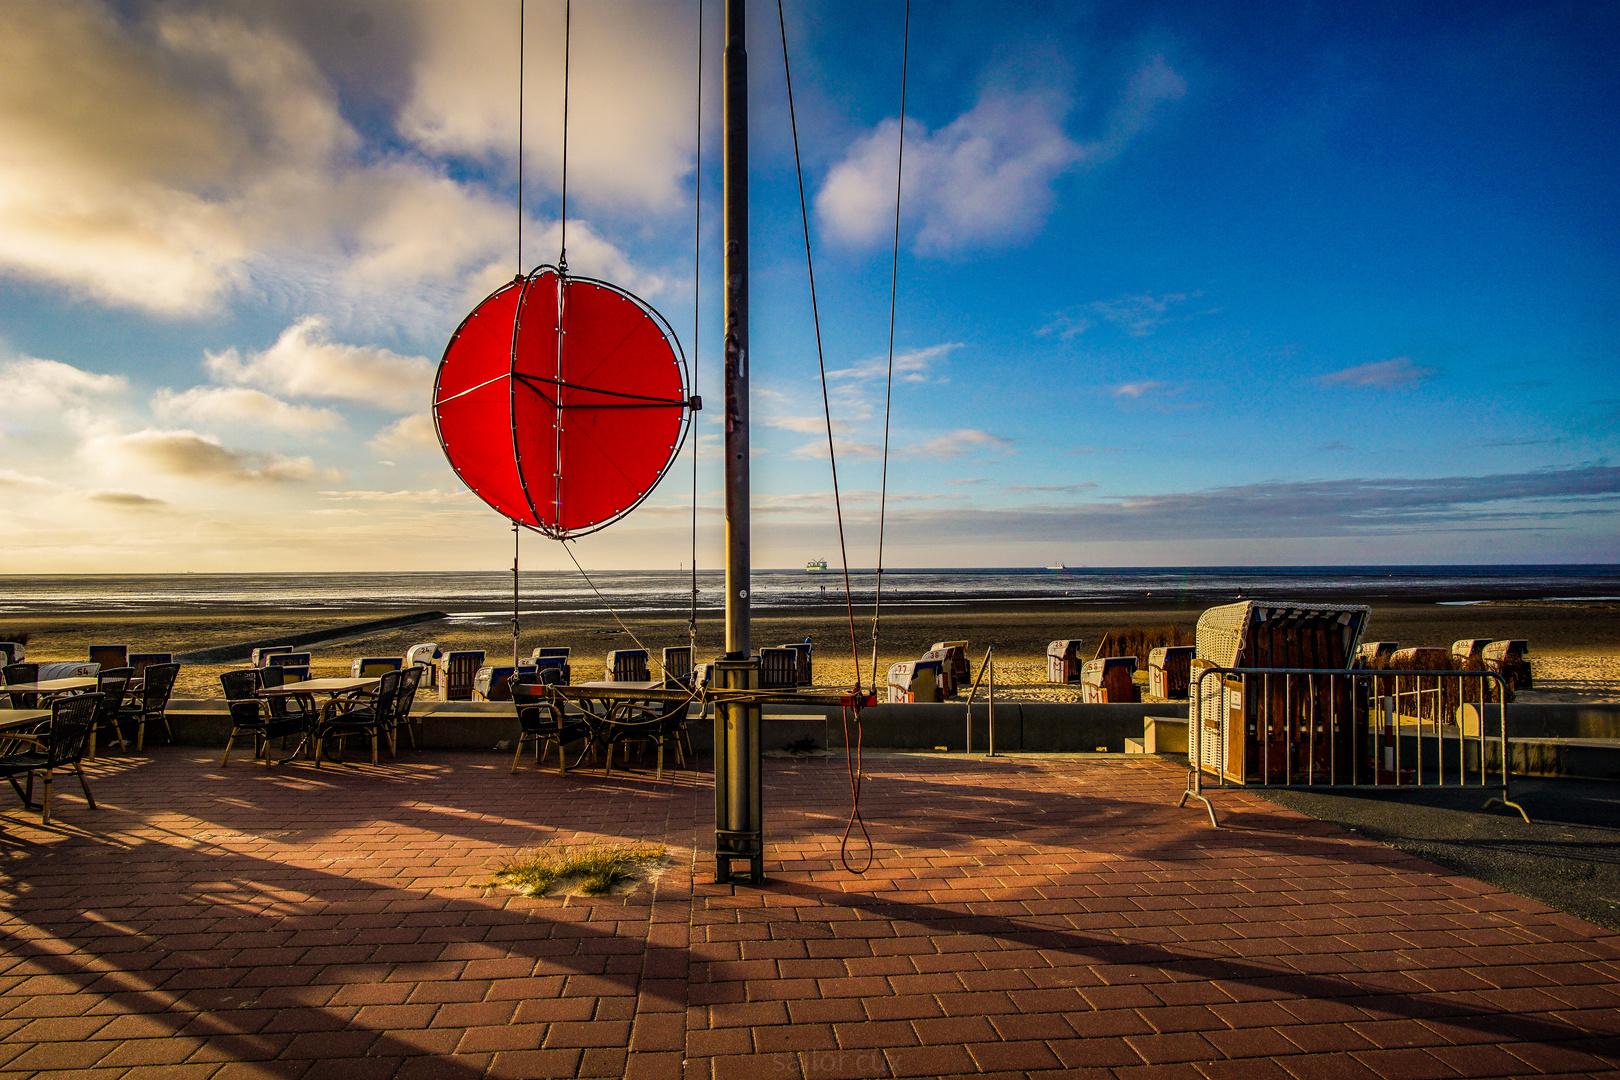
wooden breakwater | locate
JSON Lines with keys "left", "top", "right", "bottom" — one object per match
{"left": 175, "top": 611, "right": 449, "bottom": 664}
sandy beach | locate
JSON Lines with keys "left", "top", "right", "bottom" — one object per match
{"left": 5, "top": 596, "right": 1619, "bottom": 703}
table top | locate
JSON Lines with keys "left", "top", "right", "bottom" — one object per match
{"left": 577, "top": 680, "right": 663, "bottom": 691}
{"left": 258, "top": 677, "right": 379, "bottom": 695}
{"left": 0, "top": 709, "right": 50, "bottom": 732}
{"left": 2, "top": 677, "right": 98, "bottom": 694}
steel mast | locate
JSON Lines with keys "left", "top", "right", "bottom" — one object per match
{"left": 713, "top": 0, "right": 763, "bottom": 885}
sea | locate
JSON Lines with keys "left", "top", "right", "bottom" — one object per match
{"left": 3, "top": 566, "right": 1619, "bottom": 621}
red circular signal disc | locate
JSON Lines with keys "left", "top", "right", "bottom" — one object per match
{"left": 433, "top": 267, "right": 690, "bottom": 537}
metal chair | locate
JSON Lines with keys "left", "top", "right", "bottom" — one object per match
{"left": 220, "top": 669, "right": 310, "bottom": 766}
{"left": 0, "top": 692, "right": 99, "bottom": 824}
{"left": 120, "top": 662, "right": 180, "bottom": 751}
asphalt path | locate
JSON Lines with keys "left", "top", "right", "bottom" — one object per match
{"left": 1256, "top": 777, "right": 1620, "bottom": 932}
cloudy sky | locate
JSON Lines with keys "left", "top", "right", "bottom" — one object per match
{"left": 1, "top": 0, "right": 1616, "bottom": 572}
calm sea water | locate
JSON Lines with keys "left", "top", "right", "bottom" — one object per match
{"left": 2, "top": 566, "right": 1618, "bottom": 619}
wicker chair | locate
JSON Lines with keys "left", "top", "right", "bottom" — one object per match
{"left": 0, "top": 692, "right": 99, "bottom": 824}
{"left": 220, "top": 669, "right": 310, "bottom": 766}
{"left": 510, "top": 668, "right": 595, "bottom": 773}
{"left": 87, "top": 667, "right": 134, "bottom": 757}
{"left": 313, "top": 668, "right": 402, "bottom": 767}
{"left": 3, "top": 663, "right": 40, "bottom": 709}
{"left": 120, "top": 662, "right": 180, "bottom": 751}
{"left": 598, "top": 695, "right": 693, "bottom": 780}
{"left": 386, "top": 664, "right": 424, "bottom": 752}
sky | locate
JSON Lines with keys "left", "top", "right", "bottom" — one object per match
{"left": 0, "top": 0, "right": 1617, "bottom": 573}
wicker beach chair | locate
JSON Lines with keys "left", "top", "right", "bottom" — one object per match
{"left": 88, "top": 644, "right": 128, "bottom": 672}
{"left": 439, "top": 651, "right": 484, "bottom": 701}
{"left": 0, "top": 692, "right": 100, "bottom": 825}
{"left": 606, "top": 649, "right": 650, "bottom": 682}
{"left": 758, "top": 648, "right": 797, "bottom": 690}
{"left": 220, "top": 669, "right": 310, "bottom": 766}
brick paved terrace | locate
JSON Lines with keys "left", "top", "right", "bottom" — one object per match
{"left": 0, "top": 748, "right": 1617, "bottom": 1079}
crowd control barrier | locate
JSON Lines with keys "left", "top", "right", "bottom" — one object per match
{"left": 1179, "top": 665, "right": 1530, "bottom": 828}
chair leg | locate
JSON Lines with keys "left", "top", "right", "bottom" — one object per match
{"left": 136, "top": 718, "right": 145, "bottom": 753}
{"left": 656, "top": 741, "right": 665, "bottom": 781}
{"left": 313, "top": 735, "right": 324, "bottom": 769}
{"left": 370, "top": 733, "right": 378, "bottom": 765}
{"left": 222, "top": 732, "right": 235, "bottom": 766}
{"left": 40, "top": 769, "right": 51, "bottom": 825}
{"left": 75, "top": 764, "right": 96, "bottom": 810}
{"left": 511, "top": 738, "right": 523, "bottom": 773}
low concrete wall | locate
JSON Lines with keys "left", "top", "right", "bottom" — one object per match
{"left": 161, "top": 698, "right": 1190, "bottom": 755}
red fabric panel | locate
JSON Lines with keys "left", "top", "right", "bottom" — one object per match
{"left": 436, "top": 269, "right": 685, "bottom": 536}
{"left": 434, "top": 282, "right": 531, "bottom": 525}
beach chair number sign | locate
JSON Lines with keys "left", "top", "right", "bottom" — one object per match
{"left": 432, "top": 265, "right": 698, "bottom": 538}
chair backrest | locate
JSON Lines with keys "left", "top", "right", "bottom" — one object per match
{"left": 475, "top": 665, "right": 516, "bottom": 701}
{"left": 221, "top": 669, "right": 260, "bottom": 699}
{"left": 391, "top": 664, "right": 423, "bottom": 723}
{"left": 0, "top": 642, "right": 25, "bottom": 664}
{"left": 607, "top": 649, "right": 650, "bottom": 682}
{"left": 139, "top": 663, "right": 181, "bottom": 709}
{"left": 3, "top": 662, "right": 39, "bottom": 686}
{"left": 89, "top": 644, "right": 128, "bottom": 671}
{"left": 97, "top": 667, "right": 135, "bottom": 709}
{"left": 269, "top": 652, "right": 311, "bottom": 667}
{"left": 251, "top": 646, "right": 294, "bottom": 667}
{"left": 403, "top": 643, "right": 440, "bottom": 667}
{"left": 370, "top": 668, "right": 404, "bottom": 719}
{"left": 47, "top": 693, "right": 100, "bottom": 768}
{"left": 89, "top": 677, "right": 128, "bottom": 730}
{"left": 352, "top": 657, "right": 403, "bottom": 678}
{"left": 662, "top": 647, "right": 693, "bottom": 683}
{"left": 778, "top": 642, "right": 812, "bottom": 686}
{"left": 532, "top": 646, "right": 571, "bottom": 660}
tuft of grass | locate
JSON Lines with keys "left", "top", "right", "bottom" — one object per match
{"left": 494, "top": 842, "right": 667, "bottom": 897}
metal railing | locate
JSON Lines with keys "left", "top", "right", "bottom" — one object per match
{"left": 1179, "top": 665, "right": 1530, "bottom": 828}
{"left": 964, "top": 645, "right": 996, "bottom": 756}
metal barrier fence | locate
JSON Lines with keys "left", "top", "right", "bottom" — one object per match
{"left": 1179, "top": 666, "right": 1530, "bottom": 828}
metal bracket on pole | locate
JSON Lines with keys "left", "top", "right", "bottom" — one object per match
{"left": 714, "top": 655, "right": 763, "bottom": 884}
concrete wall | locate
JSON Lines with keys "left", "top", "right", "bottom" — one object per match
{"left": 161, "top": 698, "right": 1190, "bottom": 755}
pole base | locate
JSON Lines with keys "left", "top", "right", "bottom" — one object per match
{"left": 715, "top": 853, "right": 765, "bottom": 885}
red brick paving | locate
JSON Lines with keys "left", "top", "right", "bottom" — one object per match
{"left": 0, "top": 750, "right": 1617, "bottom": 1078}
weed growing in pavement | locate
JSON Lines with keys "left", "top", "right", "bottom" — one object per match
{"left": 493, "top": 842, "right": 667, "bottom": 897}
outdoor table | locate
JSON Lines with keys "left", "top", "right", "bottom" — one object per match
{"left": 3, "top": 677, "right": 96, "bottom": 703}
{"left": 256, "top": 677, "right": 380, "bottom": 762}
{"left": 526, "top": 681, "right": 686, "bottom": 772}
{"left": 0, "top": 709, "right": 51, "bottom": 755}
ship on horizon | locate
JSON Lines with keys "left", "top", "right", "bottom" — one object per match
{"left": 806, "top": 558, "right": 828, "bottom": 572}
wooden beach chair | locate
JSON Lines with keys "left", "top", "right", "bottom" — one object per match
{"left": 606, "top": 649, "right": 649, "bottom": 682}
{"left": 439, "top": 651, "right": 484, "bottom": 701}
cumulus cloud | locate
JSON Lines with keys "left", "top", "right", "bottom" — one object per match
{"left": 0, "top": 357, "right": 127, "bottom": 411}
{"left": 89, "top": 428, "right": 332, "bottom": 483}
{"left": 1317, "top": 357, "right": 1437, "bottom": 388}
{"left": 369, "top": 413, "right": 439, "bottom": 455}
{"left": 0, "top": 2, "right": 666, "bottom": 320}
{"left": 151, "top": 386, "right": 344, "bottom": 432}
{"left": 207, "top": 316, "right": 433, "bottom": 412}
{"left": 818, "top": 57, "right": 1184, "bottom": 255}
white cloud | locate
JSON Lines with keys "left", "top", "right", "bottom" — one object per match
{"left": 827, "top": 343, "right": 961, "bottom": 383}
{"left": 1040, "top": 291, "right": 1195, "bottom": 339}
{"left": 767, "top": 416, "right": 850, "bottom": 435}
{"left": 0, "top": 357, "right": 128, "bottom": 411}
{"left": 901, "top": 429, "right": 1013, "bottom": 457}
{"left": 1317, "top": 357, "right": 1438, "bottom": 388}
{"left": 791, "top": 438, "right": 884, "bottom": 460}
{"left": 207, "top": 316, "right": 433, "bottom": 412}
{"left": 151, "top": 386, "right": 344, "bottom": 432}
{"left": 369, "top": 413, "right": 439, "bottom": 455}
{"left": 0, "top": 2, "right": 665, "bottom": 322}
{"left": 1115, "top": 381, "right": 1168, "bottom": 399}
{"left": 397, "top": 0, "right": 698, "bottom": 212}
{"left": 87, "top": 428, "right": 333, "bottom": 483}
{"left": 818, "top": 57, "right": 1183, "bottom": 255}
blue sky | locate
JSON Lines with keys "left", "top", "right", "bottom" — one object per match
{"left": 0, "top": 0, "right": 1616, "bottom": 572}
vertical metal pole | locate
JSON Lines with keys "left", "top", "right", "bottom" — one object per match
{"left": 512, "top": 523, "right": 521, "bottom": 668}
{"left": 986, "top": 648, "right": 996, "bottom": 757}
{"left": 715, "top": 0, "right": 761, "bottom": 885}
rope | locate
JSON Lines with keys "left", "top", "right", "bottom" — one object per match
{"left": 689, "top": 0, "right": 704, "bottom": 656}
{"left": 870, "top": 0, "right": 910, "bottom": 683}
{"left": 561, "top": 539, "right": 651, "bottom": 655}
{"left": 775, "top": 0, "right": 860, "bottom": 695}
{"left": 777, "top": 0, "right": 871, "bottom": 876}
{"left": 558, "top": 0, "right": 571, "bottom": 271}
